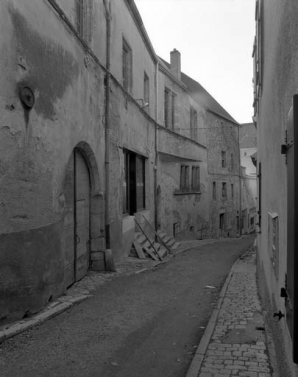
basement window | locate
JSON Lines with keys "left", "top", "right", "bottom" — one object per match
{"left": 123, "top": 149, "right": 146, "bottom": 215}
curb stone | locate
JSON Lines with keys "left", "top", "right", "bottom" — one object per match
{"left": 0, "top": 295, "right": 90, "bottom": 344}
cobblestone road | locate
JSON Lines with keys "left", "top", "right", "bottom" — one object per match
{"left": 199, "top": 247, "right": 272, "bottom": 377}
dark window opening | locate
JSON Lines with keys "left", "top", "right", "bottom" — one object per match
{"left": 191, "top": 166, "right": 200, "bottom": 191}
{"left": 123, "top": 150, "right": 145, "bottom": 215}
{"left": 213, "top": 182, "right": 216, "bottom": 199}
{"left": 144, "top": 72, "right": 149, "bottom": 112}
{"left": 221, "top": 151, "right": 226, "bottom": 168}
{"left": 190, "top": 107, "right": 198, "bottom": 140}
{"left": 222, "top": 182, "right": 227, "bottom": 198}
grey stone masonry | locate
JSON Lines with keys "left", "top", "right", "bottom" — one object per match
{"left": 198, "top": 248, "right": 273, "bottom": 377}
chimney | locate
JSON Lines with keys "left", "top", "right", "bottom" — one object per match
{"left": 170, "top": 49, "right": 181, "bottom": 80}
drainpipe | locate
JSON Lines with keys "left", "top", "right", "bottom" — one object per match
{"left": 104, "top": 0, "right": 111, "bottom": 249}
{"left": 154, "top": 61, "right": 159, "bottom": 234}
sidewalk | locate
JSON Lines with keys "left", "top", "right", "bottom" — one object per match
{"left": 186, "top": 245, "right": 274, "bottom": 377}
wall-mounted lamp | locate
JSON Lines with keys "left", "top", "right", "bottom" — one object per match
{"left": 135, "top": 98, "right": 149, "bottom": 109}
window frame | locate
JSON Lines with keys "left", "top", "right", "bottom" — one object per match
{"left": 222, "top": 182, "right": 227, "bottom": 198}
{"left": 123, "top": 149, "right": 146, "bottom": 215}
{"left": 122, "top": 38, "right": 133, "bottom": 93}
{"left": 190, "top": 107, "right": 198, "bottom": 141}
{"left": 143, "top": 72, "right": 149, "bottom": 112}
{"left": 221, "top": 151, "right": 227, "bottom": 168}
{"left": 213, "top": 182, "right": 216, "bottom": 200}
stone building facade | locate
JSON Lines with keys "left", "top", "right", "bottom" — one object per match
{"left": 0, "top": 0, "right": 241, "bottom": 322}
{"left": 239, "top": 122, "right": 257, "bottom": 234}
{"left": 156, "top": 53, "right": 209, "bottom": 240}
{"left": 253, "top": 0, "right": 298, "bottom": 375}
{"left": 181, "top": 72, "right": 241, "bottom": 239}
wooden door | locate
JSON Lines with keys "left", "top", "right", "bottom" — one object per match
{"left": 64, "top": 153, "right": 75, "bottom": 288}
{"left": 64, "top": 149, "right": 90, "bottom": 287}
{"left": 74, "top": 150, "right": 90, "bottom": 281}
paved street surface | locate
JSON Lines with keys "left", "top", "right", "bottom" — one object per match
{"left": 197, "top": 246, "right": 272, "bottom": 377}
{"left": 0, "top": 236, "right": 254, "bottom": 377}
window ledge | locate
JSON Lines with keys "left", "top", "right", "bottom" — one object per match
{"left": 174, "top": 190, "right": 201, "bottom": 196}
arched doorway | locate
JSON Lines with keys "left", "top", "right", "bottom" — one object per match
{"left": 64, "top": 148, "right": 91, "bottom": 287}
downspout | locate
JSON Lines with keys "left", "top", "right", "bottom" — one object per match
{"left": 154, "top": 61, "right": 159, "bottom": 234}
{"left": 238, "top": 124, "right": 242, "bottom": 235}
{"left": 104, "top": 0, "right": 111, "bottom": 249}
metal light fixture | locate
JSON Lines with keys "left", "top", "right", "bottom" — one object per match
{"left": 135, "top": 98, "right": 149, "bottom": 109}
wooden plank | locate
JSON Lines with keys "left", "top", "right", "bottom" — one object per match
{"left": 134, "top": 218, "right": 162, "bottom": 260}
{"left": 133, "top": 241, "right": 146, "bottom": 259}
{"left": 143, "top": 247, "right": 159, "bottom": 261}
{"left": 142, "top": 215, "right": 172, "bottom": 255}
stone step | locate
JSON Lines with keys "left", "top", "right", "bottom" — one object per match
{"left": 158, "top": 246, "right": 167, "bottom": 258}
{"left": 157, "top": 231, "right": 167, "bottom": 239}
{"left": 143, "top": 240, "right": 151, "bottom": 249}
{"left": 153, "top": 242, "right": 161, "bottom": 251}
{"left": 172, "top": 242, "right": 180, "bottom": 249}
{"left": 167, "top": 239, "right": 175, "bottom": 247}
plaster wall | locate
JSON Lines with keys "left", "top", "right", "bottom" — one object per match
{"left": 157, "top": 127, "right": 209, "bottom": 239}
{"left": 55, "top": 0, "right": 107, "bottom": 65}
{"left": 256, "top": 0, "right": 298, "bottom": 374}
{"left": 109, "top": 0, "right": 156, "bottom": 120}
{"left": 0, "top": 0, "right": 105, "bottom": 321}
{"left": 107, "top": 79, "right": 156, "bottom": 260}
{"left": 157, "top": 67, "right": 207, "bottom": 147}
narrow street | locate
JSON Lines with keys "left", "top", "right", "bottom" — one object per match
{"left": 0, "top": 236, "right": 254, "bottom": 377}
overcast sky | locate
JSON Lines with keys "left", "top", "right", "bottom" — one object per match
{"left": 134, "top": 0, "right": 255, "bottom": 124}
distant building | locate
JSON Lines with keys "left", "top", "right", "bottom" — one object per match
{"left": 239, "top": 122, "right": 257, "bottom": 234}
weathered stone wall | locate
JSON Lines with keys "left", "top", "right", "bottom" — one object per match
{"left": 157, "top": 127, "right": 209, "bottom": 239}
{"left": 156, "top": 66, "right": 209, "bottom": 240}
{"left": 0, "top": 0, "right": 105, "bottom": 321}
{"left": 108, "top": 79, "right": 156, "bottom": 260}
{"left": 205, "top": 112, "right": 240, "bottom": 238}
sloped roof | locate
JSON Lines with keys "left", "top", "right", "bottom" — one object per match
{"left": 159, "top": 57, "right": 239, "bottom": 125}
{"left": 239, "top": 122, "right": 257, "bottom": 148}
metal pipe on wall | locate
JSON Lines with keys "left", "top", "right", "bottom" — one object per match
{"left": 104, "top": 0, "right": 111, "bottom": 249}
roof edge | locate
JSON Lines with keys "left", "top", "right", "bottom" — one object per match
{"left": 124, "top": 0, "right": 158, "bottom": 63}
